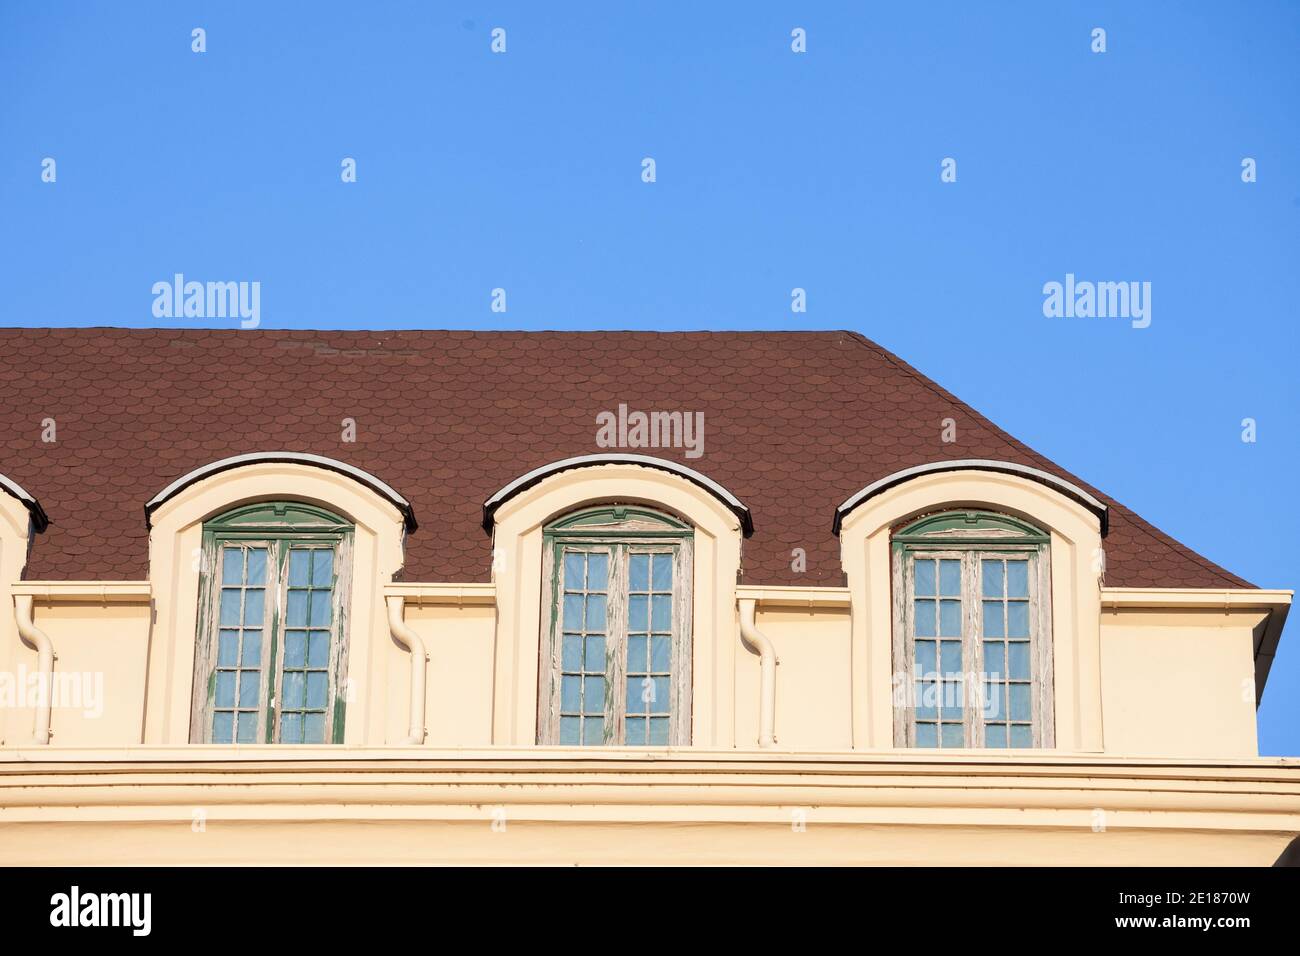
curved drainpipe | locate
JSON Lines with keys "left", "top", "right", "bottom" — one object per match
{"left": 738, "top": 598, "right": 776, "bottom": 748}
{"left": 13, "top": 595, "right": 54, "bottom": 745}
{"left": 385, "top": 595, "right": 428, "bottom": 745}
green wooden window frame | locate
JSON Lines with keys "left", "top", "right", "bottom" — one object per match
{"left": 537, "top": 505, "right": 693, "bottom": 746}
{"left": 891, "top": 510, "right": 1054, "bottom": 749}
{"left": 191, "top": 501, "right": 354, "bottom": 744}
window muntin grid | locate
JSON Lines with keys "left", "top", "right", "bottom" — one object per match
{"left": 276, "top": 546, "right": 337, "bottom": 744}
{"left": 539, "top": 507, "right": 692, "bottom": 747}
{"left": 893, "top": 511, "right": 1052, "bottom": 749}
{"left": 193, "top": 503, "right": 351, "bottom": 745}
{"left": 558, "top": 549, "right": 611, "bottom": 746}
{"left": 212, "top": 545, "right": 269, "bottom": 744}
{"left": 624, "top": 551, "right": 674, "bottom": 746}
{"left": 980, "top": 556, "right": 1033, "bottom": 748}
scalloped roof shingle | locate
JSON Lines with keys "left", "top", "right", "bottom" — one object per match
{"left": 0, "top": 328, "right": 1251, "bottom": 589}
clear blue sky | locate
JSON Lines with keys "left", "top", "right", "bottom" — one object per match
{"left": 1, "top": 2, "right": 1296, "bottom": 752}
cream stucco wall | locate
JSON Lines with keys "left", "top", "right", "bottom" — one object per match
{"left": 1100, "top": 608, "right": 1263, "bottom": 757}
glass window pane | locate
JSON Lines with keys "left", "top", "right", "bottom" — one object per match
{"left": 985, "top": 723, "right": 1008, "bottom": 748}
{"left": 914, "top": 599, "right": 936, "bottom": 637}
{"left": 629, "top": 554, "right": 649, "bottom": 591}
{"left": 212, "top": 711, "right": 234, "bottom": 743}
{"left": 939, "top": 599, "right": 961, "bottom": 636}
{"left": 983, "top": 640, "right": 1004, "bottom": 677}
{"left": 219, "top": 589, "right": 241, "bottom": 626}
{"left": 284, "top": 632, "right": 306, "bottom": 668}
{"left": 649, "top": 717, "right": 670, "bottom": 745}
{"left": 584, "top": 635, "right": 605, "bottom": 670}
{"left": 217, "top": 630, "right": 238, "bottom": 667}
{"left": 243, "top": 589, "right": 264, "bottom": 626}
{"left": 915, "top": 679, "right": 936, "bottom": 719}
{"left": 982, "top": 600, "right": 1004, "bottom": 638}
{"left": 304, "top": 713, "right": 326, "bottom": 744}
{"left": 915, "top": 722, "right": 938, "bottom": 747}
{"left": 241, "top": 630, "right": 262, "bottom": 667}
{"left": 282, "top": 671, "right": 305, "bottom": 709}
{"left": 651, "top": 595, "right": 671, "bottom": 631}
{"left": 582, "top": 675, "right": 605, "bottom": 713}
{"left": 914, "top": 558, "right": 935, "bottom": 596}
{"left": 215, "top": 671, "right": 236, "bottom": 708}
{"left": 246, "top": 548, "right": 267, "bottom": 586}
{"left": 940, "top": 723, "right": 964, "bottom": 747}
{"left": 288, "top": 550, "right": 311, "bottom": 587}
{"left": 221, "top": 549, "right": 243, "bottom": 585}
{"left": 1009, "top": 684, "right": 1031, "bottom": 721}
{"left": 307, "top": 631, "right": 329, "bottom": 668}
{"left": 585, "top": 594, "right": 607, "bottom": 632}
{"left": 587, "top": 552, "right": 608, "bottom": 591}
{"left": 280, "top": 713, "right": 302, "bottom": 744}
{"left": 939, "top": 559, "right": 961, "bottom": 596}
{"left": 650, "top": 636, "right": 671, "bottom": 672}
{"left": 236, "top": 711, "right": 259, "bottom": 744}
{"left": 237, "top": 671, "right": 260, "bottom": 708}
{"left": 581, "top": 717, "right": 604, "bottom": 745}
{"left": 627, "top": 634, "right": 647, "bottom": 671}
{"left": 628, "top": 595, "right": 648, "bottom": 631}
{"left": 559, "top": 716, "right": 580, "bottom": 745}
{"left": 560, "top": 675, "right": 581, "bottom": 713}
{"left": 311, "top": 549, "right": 333, "bottom": 586}
{"left": 306, "top": 673, "right": 328, "bottom": 709}
{"left": 939, "top": 640, "right": 962, "bottom": 675}
{"left": 562, "top": 593, "right": 584, "bottom": 630}
{"left": 1007, "top": 560, "right": 1029, "bottom": 598}
{"left": 941, "top": 681, "right": 963, "bottom": 716}
{"left": 652, "top": 553, "right": 672, "bottom": 590}
{"left": 626, "top": 677, "right": 644, "bottom": 714}
{"left": 1007, "top": 601, "right": 1029, "bottom": 638}
{"left": 563, "top": 552, "right": 584, "bottom": 588}
{"left": 1008, "top": 641, "right": 1030, "bottom": 680}
{"left": 1010, "top": 724, "right": 1033, "bottom": 748}
{"left": 652, "top": 676, "right": 669, "bottom": 712}
{"left": 914, "top": 639, "right": 936, "bottom": 675}
{"left": 981, "top": 559, "right": 1003, "bottom": 598}
{"left": 562, "top": 635, "right": 582, "bottom": 671}
{"left": 286, "top": 590, "right": 308, "bottom": 626}
{"left": 309, "top": 592, "right": 332, "bottom": 627}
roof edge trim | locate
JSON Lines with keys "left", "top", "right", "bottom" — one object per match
{"left": 144, "top": 452, "right": 417, "bottom": 531}
{"left": 0, "top": 473, "right": 49, "bottom": 533}
{"left": 482, "top": 454, "right": 753, "bottom": 537}
{"left": 833, "top": 459, "right": 1109, "bottom": 536}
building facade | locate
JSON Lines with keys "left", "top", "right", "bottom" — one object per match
{"left": 0, "top": 329, "right": 1293, "bottom": 864}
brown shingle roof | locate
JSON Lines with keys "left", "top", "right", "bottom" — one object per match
{"left": 0, "top": 328, "right": 1252, "bottom": 588}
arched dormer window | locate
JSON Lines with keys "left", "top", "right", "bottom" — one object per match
{"left": 190, "top": 502, "right": 353, "bottom": 744}
{"left": 892, "top": 510, "right": 1053, "bottom": 748}
{"left": 537, "top": 506, "right": 693, "bottom": 746}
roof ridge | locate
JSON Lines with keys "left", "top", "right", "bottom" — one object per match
{"left": 841, "top": 332, "right": 1252, "bottom": 588}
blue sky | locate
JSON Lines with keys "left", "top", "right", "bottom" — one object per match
{"left": 1, "top": 2, "right": 1297, "bottom": 752}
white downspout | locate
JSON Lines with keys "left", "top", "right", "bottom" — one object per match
{"left": 13, "top": 595, "right": 53, "bottom": 745}
{"left": 738, "top": 598, "right": 776, "bottom": 748}
{"left": 385, "top": 595, "right": 427, "bottom": 745}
